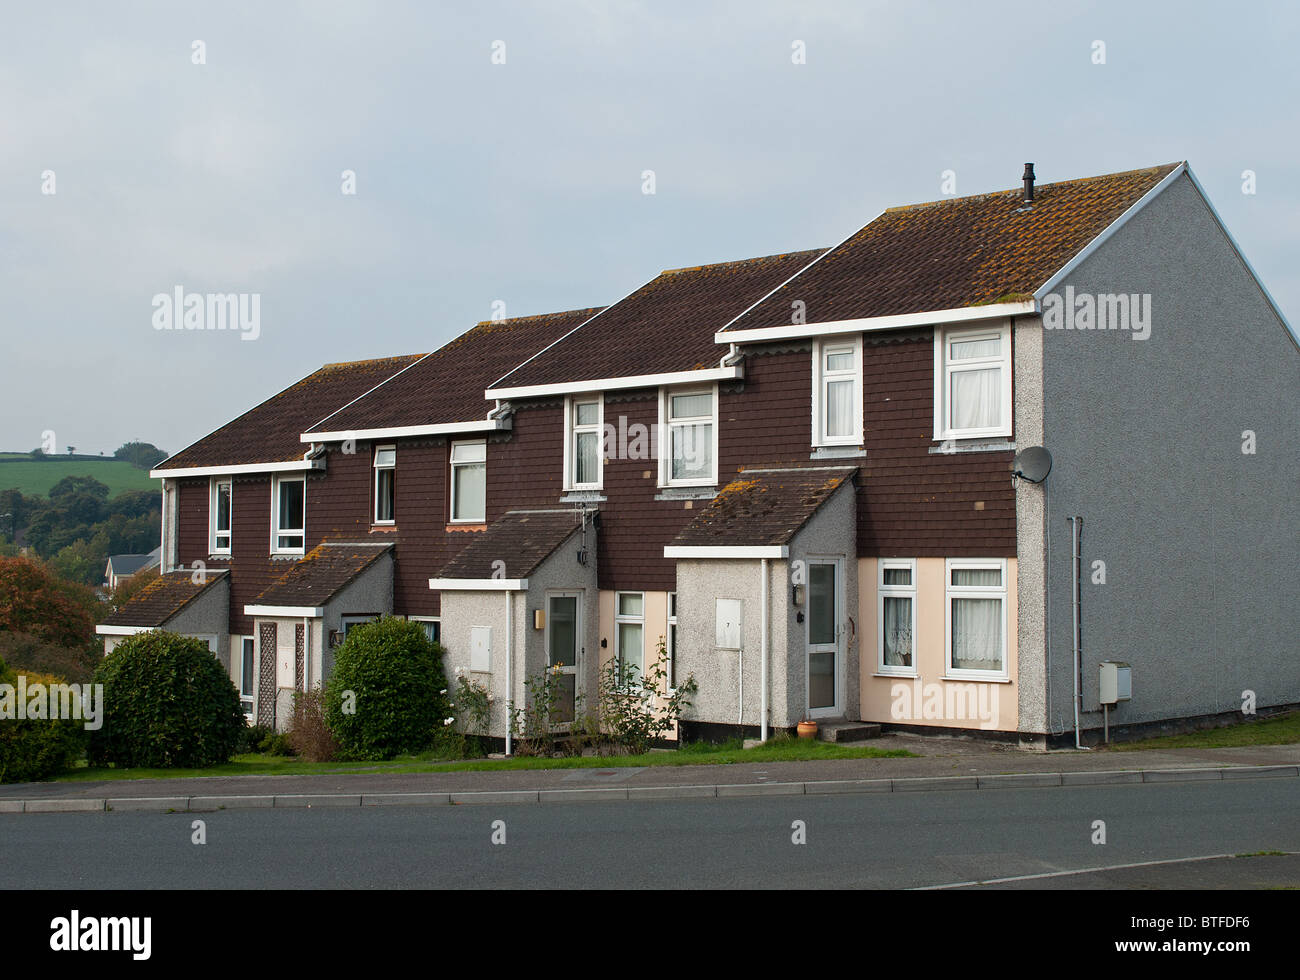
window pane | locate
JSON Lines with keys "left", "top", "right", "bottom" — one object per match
{"left": 882, "top": 596, "right": 912, "bottom": 666}
{"left": 952, "top": 597, "right": 1002, "bottom": 671}
{"left": 241, "top": 638, "right": 255, "bottom": 696}
{"left": 825, "top": 378, "right": 854, "bottom": 438}
{"left": 278, "top": 480, "right": 304, "bottom": 531}
{"left": 376, "top": 468, "right": 395, "bottom": 521}
{"left": 451, "top": 441, "right": 486, "bottom": 464}
{"left": 548, "top": 597, "right": 577, "bottom": 667}
{"left": 374, "top": 449, "right": 395, "bottom": 468}
{"left": 950, "top": 367, "right": 1000, "bottom": 430}
{"left": 575, "top": 401, "right": 599, "bottom": 426}
{"left": 575, "top": 430, "right": 599, "bottom": 484}
{"left": 952, "top": 567, "right": 1002, "bottom": 587}
{"left": 453, "top": 462, "right": 486, "bottom": 521}
{"left": 617, "top": 593, "right": 643, "bottom": 617}
{"left": 672, "top": 422, "right": 712, "bottom": 480}
{"left": 883, "top": 567, "right": 911, "bottom": 586}
{"left": 808, "top": 563, "right": 835, "bottom": 645}
{"left": 670, "top": 393, "right": 711, "bottom": 419}
{"left": 215, "top": 483, "right": 231, "bottom": 533}
{"left": 618, "top": 622, "right": 644, "bottom": 679}
{"left": 419, "top": 621, "right": 440, "bottom": 644}
{"left": 951, "top": 336, "right": 1001, "bottom": 359}
{"left": 809, "top": 651, "right": 835, "bottom": 708}
{"left": 825, "top": 350, "right": 853, "bottom": 372}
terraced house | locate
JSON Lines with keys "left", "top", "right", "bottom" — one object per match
{"left": 99, "top": 161, "right": 1299, "bottom": 747}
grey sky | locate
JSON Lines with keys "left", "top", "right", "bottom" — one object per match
{"left": 2, "top": 0, "right": 1296, "bottom": 458}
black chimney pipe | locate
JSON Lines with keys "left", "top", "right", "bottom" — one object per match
{"left": 1022, "top": 162, "right": 1036, "bottom": 202}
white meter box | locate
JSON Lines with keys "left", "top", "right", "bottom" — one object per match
{"left": 1099, "top": 661, "right": 1131, "bottom": 704}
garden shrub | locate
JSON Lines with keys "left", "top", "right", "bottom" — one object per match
{"left": 287, "top": 688, "right": 337, "bottom": 761}
{"left": 324, "top": 617, "right": 449, "bottom": 761}
{"left": 0, "top": 658, "right": 89, "bottom": 783}
{"left": 87, "top": 631, "right": 244, "bottom": 768}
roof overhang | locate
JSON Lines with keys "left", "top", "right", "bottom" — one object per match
{"left": 244, "top": 604, "right": 325, "bottom": 618}
{"left": 429, "top": 578, "right": 530, "bottom": 591}
{"left": 95, "top": 624, "right": 159, "bottom": 636}
{"left": 664, "top": 545, "right": 789, "bottom": 559}
{"left": 151, "top": 458, "right": 324, "bottom": 479}
{"left": 714, "top": 301, "right": 1037, "bottom": 344}
{"left": 300, "top": 418, "right": 510, "bottom": 444}
{"left": 486, "top": 365, "right": 743, "bottom": 401}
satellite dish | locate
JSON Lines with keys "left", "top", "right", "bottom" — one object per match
{"left": 1013, "top": 446, "right": 1052, "bottom": 484}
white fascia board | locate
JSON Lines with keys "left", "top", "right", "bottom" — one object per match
{"left": 429, "top": 578, "right": 529, "bottom": 591}
{"left": 300, "top": 418, "right": 508, "bottom": 444}
{"left": 664, "top": 545, "right": 789, "bottom": 559}
{"left": 713, "top": 302, "right": 1037, "bottom": 344}
{"left": 486, "top": 365, "right": 743, "bottom": 401}
{"left": 95, "top": 624, "right": 157, "bottom": 636}
{"left": 1034, "top": 163, "right": 1187, "bottom": 301}
{"left": 151, "top": 459, "right": 322, "bottom": 479}
{"left": 244, "top": 604, "right": 324, "bottom": 618}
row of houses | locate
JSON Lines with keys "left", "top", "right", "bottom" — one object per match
{"left": 98, "top": 161, "right": 1299, "bottom": 746}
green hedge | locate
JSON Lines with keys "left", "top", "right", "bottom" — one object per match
{"left": 0, "top": 658, "right": 88, "bottom": 783}
{"left": 325, "top": 617, "right": 449, "bottom": 760}
{"left": 88, "top": 631, "right": 244, "bottom": 768}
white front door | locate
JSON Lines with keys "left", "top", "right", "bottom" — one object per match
{"left": 806, "top": 558, "right": 843, "bottom": 719}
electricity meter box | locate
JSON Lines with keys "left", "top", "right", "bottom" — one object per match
{"left": 1099, "top": 661, "right": 1131, "bottom": 705}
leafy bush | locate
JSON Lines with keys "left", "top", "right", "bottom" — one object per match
{"left": 508, "top": 667, "right": 568, "bottom": 756}
{"left": 287, "top": 688, "right": 337, "bottom": 761}
{"left": 0, "top": 630, "right": 98, "bottom": 685}
{"left": 324, "top": 617, "right": 449, "bottom": 761}
{"left": 0, "top": 659, "right": 89, "bottom": 783}
{"left": 595, "top": 637, "right": 697, "bottom": 755}
{"left": 236, "top": 723, "right": 273, "bottom": 754}
{"left": 259, "top": 731, "right": 295, "bottom": 757}
{"left": 87, "top": 631, "right": 244, "bottom": 768}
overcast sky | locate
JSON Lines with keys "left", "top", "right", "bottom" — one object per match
{"left": 2, "top": 0, "right": 1296, "bottom": 458}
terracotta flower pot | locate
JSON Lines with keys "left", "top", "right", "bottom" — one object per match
{"left": 797, "top": 720, "right": 818, "bottom": 739}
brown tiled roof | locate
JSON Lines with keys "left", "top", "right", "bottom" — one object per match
{"left": 670, "top": 467, "right": 856, "bottom": 548}
{"left": 159, "top": 355, "right": 424, "bottom": 470}
{"left": 436, "top": 511, "right": 585, "bottom": 580}
{"left": 723, "top": 163, "right": 1182, "bottom": 331}
{"left": 489, "top": 250, "right": 827, "bottom": 390}
{"left": 101, "top": 570, "right": 228, "bottom": 628}
{"left": 251, "top": 544, "right": 393, "bottom": 607}
{"left": 306, "top": 309, "right": 604, "bottom": 435}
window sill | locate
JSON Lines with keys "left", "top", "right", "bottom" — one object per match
{"left": 446, "top": 523, "right": 486, "bottom": 533}
{"left": 810, "top": 446, "right": 866, "bottom": 459}
{"left": 560, "top": 491, "right": 606, "bottom": 503}
{"left": 369, "top": 524, "right": 397, "bottom": 532}
{"left": 654, "top": 487, "right": 717, "bottom": 501}
{"left": 941, "top": 675, "right": 1013, "bottom": 684}
{"left": 929, "top": 439, "right": 1016, "bottom": 455}
{"left": 872, "top": 671, "right": 918, "bottom": 679}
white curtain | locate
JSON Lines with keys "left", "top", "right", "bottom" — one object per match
{"left": 952, "top": 596, "right": 1002, "bottom": 671}
{"left": 454, "top": 463, "right": 485, "bottom": 521}
{"left": 825, "top": 378, "right": 854, "bottom": 438}
{"left": 951, "top": 367, "right": 1000, "bottom": 430}
{"left": 672, "top": 422, "right": 712, "bottom": 479}
{"left": 883, "top": 596, "right": 912, "bottom": 666}
{"left": 575, "top": 430, "right": 598, "bottom": 484}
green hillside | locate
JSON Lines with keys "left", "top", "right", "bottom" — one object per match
{"left": 0, "top": 459, "right": 159, "bottom": 498}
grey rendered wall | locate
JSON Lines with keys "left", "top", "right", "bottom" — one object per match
{"left": 1014, "top": 319, "right": 1049, "bottom": 734}
{"left": 518, "top": 530, "right": 599, "bottom": 721}
{"left": 1041, "top": 171, "right": 1299, "bottom": 734}
{"left": 166, "top": 575, "right": 231, "bottom": 670}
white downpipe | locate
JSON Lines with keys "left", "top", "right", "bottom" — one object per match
{"left": 302, "top": 616, "right": 310, "bottom": 693}
{"left": 737, "top": 642, "right": 743, "bottom": 726}
{"left": 760, "top": 559, "right": 770, "bottom": 742}
{"left": 505, "top": 591, "right": 513, "bottom": 756}
{"left": 1070, "top": 516, "right": 1090, "bottom": 751}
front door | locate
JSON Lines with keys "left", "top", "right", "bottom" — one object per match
{"left": 546, "top": 593, "right": 582, "bottom": 724}
{"left": 806, "top": 558, "right": 843, "bottom": 718}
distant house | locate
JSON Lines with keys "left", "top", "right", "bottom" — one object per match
{"left": 104, "top": 548, "right": 160, "bottom": 591}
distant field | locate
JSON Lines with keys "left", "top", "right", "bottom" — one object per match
{"left": 0, "top": 458, "right": 159, "bottom": 497}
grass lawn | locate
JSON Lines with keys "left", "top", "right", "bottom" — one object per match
{"left": 0, "top": 459, "right": 158, "bottom": 497}
{"left": 55, "top": 736, "right": 915, "bottom": 783}
{"left": 1107, "top": 710, "right": 1300, "bottom": 751}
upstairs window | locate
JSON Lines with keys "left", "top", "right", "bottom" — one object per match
{"left": 659, "top": 386, "right": 717, "bottom": 487}
{"left": 450, "top": 440, "right": 486, "bottom": 523}
{"left": 210, "top": 479, "right": 232, "bottom": 554}
{"left": 812, "top": 336, "right": 863, "bottom": 446}
{"left": 272, "top": 476, "right": 305, "bottom": 553}
{"left": 934, "top": 323, "right": 1012, "bottom": 441}
{"left": 564, "top": 396, "right": 603, "bottom": 490}
{"left": 374, "top": 446, "right": 396, "bottom": 524}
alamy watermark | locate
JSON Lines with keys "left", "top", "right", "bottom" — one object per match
{"left": 1041, "top": 286, "right": 1151, "bottom": 340}
{"left": 0, "top": 675, "right": 103, "bottom": 730}
{"left": 890, "top": 679, "right": 1000, "bottom": 730}
{"left": 151, "top": 286, "right": 261, "bottom": 341}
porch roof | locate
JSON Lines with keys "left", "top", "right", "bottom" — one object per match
{"left": 250, "top": 542, "right": 392, "bottom": 609}
{"left": 434, "top": 510, "right": 585, "bottom": 583}
{"left": 98, "top": 570, "right": 229, "bottom": 629}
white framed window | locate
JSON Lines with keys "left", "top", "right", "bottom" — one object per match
{"left": 658, "top": 385, "right": 717, "bottom": 487}
{"left": 450, "top": 440, "right": 486, "bottom": 523}
{"left": 877, "top": 559, "right": 916, "bottom": 676}
{"left": 374, "top": 446, "right": 396, "bottom": 524}
{"left": 210, "top": 479, "right": 232, "bottom": 554}
{"left": 409, "top": 616, "right": 441, "bottom": 646}
{"left": 934, "top": 322, "right": 1013, "bottom": 441}
{"left": 615, "top": 591, "right": 645, "bottom": 685}
{"left": 812, "top": 335, "right": 863, "bottom": 446}
{"left": 563, "top": 396, "right": 603, "bottom": 490}
{"left": 238, "top": 636, "right": 255, "bottom": 722}
{"left": 944, "top": 558, "right": 1008, "bottom": 679}
{"left": 271, "top": 475, "right": 305, "bottom": 554}
{"left": 666, "top": 591, "right": 677, "bottom": 692}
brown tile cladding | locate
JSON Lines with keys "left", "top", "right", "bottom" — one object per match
{"left": 724, "top": 163, "right": 1180, "bottom": 331}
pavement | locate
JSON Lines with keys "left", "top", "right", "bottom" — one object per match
{"left": 1, "top": 733, "right": 1297, "bottom": 813}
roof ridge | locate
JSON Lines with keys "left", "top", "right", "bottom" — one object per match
{"left": 660, "top": 247, "right": 828, "bottom": 276}
{"left": 318, "top": 353, "right": 425, "bottom": 371}
{"left": 472, "top": 306, "right": 606, "bottom": 328}
{"left": 886, "top": 162, "right": 1183, "bottom": 213}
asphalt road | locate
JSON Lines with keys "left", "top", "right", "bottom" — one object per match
{"left": 2, "top": 777, "right": 1297, "bottom": 889}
